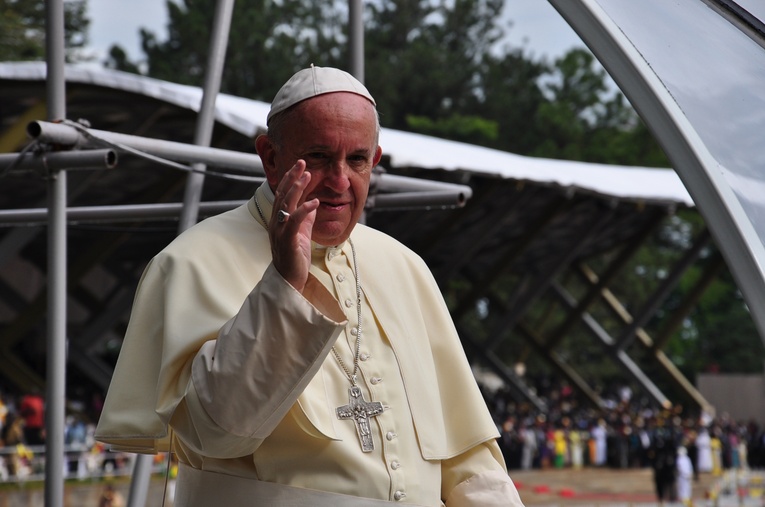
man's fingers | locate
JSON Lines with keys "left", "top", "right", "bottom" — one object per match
{"left": 275, "top": 161, "right": 308, "bottom": 208}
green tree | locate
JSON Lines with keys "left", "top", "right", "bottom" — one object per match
{"left": 104, "top": 45, "right": 140, "bottom": 74}
{"left": 467, "top": 49, "right": 549, "bottom": 153}
{"left": 521, "top": 48, "right": 670, "bottom": 167}
{"left": 108, "top": 0, "right": 347, "bottom": 102}
{"left": 365, "top": 0, "right": 506, "bottom": 130}
{"left": 0, "top": 0, "right": 90, "bottom": 62}
{"left": 405, "top": 114, "right": 498, "bottom": 145}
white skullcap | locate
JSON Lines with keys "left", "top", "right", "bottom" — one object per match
{"left": 267, "top": 64, "right": 376, "bottom": 125}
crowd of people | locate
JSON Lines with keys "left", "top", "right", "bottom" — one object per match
{"left": 483, "top": 379, "right": 765, "bottom": 503}
{"left": 0, "top": 389, "right": 136, "bottom": 481}
{"left": 2, "top": 379, "right": 764, "bottom": 501}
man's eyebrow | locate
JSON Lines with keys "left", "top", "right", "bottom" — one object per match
{"left": 302, "top": 145, "right": 373, "bottom": 155}
{"left": 302, "top": 144, "right": 331, "bottom": 151}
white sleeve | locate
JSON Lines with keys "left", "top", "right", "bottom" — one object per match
{"left": 170, "top": 264, "right": 347, "bottom": 458}
{"left": 446, "top": 470, "right": 525, "bottom": 507}
{"left": 442, "top": 440, "right": 525, "bottom": 507}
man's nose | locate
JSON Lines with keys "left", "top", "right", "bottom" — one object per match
{"left": 323, "top": 160, "right": 352, "bottom": 192}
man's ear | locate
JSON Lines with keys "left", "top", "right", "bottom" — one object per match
{"left": 255, "top": 134, "right": 279, "bottom": 187}
{"left": 373, "top": 145, "right": 383, "bottom": 167}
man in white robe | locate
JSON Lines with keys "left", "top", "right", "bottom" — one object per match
{"left": 95, "top": 66, "right": 524, "bottom": 507}
{"left": 676, "top": 446, "right": 693, "bottom": 504}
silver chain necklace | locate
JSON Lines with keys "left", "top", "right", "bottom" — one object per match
{"left": 254, "top": 192, "right": 383, "bottom": 452}
{"left": 332, "top": 239, "right": 363, "bottom": 385}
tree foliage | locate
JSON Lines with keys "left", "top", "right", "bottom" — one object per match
{"left": 0, "top": 0, "right": 90, "bottom": 62}
{"left": 109, "top": 0, "right": 666, "bottom": 168}
{"left": 126, "top": 0, "right": 347, "bottom": 101}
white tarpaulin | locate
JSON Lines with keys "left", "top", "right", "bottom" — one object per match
{"left": 0, "top": 61, "right": 694, "bottom": 206}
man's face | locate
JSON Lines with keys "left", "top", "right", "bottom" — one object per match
{"left": 262, "top": 92, "right": 382, "bottom": 246}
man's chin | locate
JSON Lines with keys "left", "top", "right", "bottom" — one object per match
{"left": 311, "top": 222, "right": 352, "bottom": 247}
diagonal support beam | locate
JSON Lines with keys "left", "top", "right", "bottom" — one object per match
{"left": 575, "top": 265, "right": 714, "bottom": 413}
{"left": 452, "top": 195, "right": 575, "bottom": 321}
{"left": 516, "top": 321, "right": 605, "bottom": 409}
{"left": 545, "top": 207, "right": 667, "bottom": 349}
{"left": 458, "top": 324, "right": 548, "bottom": 412}
{"left": 653, "top": 250, "right": 725, "bottom": 350}
{"left": 434, "top": 185, "right": 525, "bottom": 281}
{"left": 551, "top": 281, "right": 671, "bottom": 408}
{"left": 413, "top": 183, "right": 501, "bottom": 258}
{"left": 485, "top": 205, "right": 617, "bottom": 350}
{"left": 614, "top": 228, "right": 711, "bottom": 351}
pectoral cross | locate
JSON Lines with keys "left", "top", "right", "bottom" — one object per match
{"left": 336, "top": 385, "right": 384, "bottom": 452}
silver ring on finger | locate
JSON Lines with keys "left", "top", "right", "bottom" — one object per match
{"left": 277, "top": 209, "right": 290, "bottom": 223}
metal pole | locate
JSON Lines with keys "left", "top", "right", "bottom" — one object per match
{"left": 0, "top": 149, "right": 117, "bottom": 172}
{"left": 367, "top": 190, "right": 470, "bottom": 209}
{"left": 28, "top": 121, "right": 262, "bottom": 174}
{"left": 0, "top": 201, "right": 247, "bottom": 225}
{"left": 126, "top": 455, "right": 154, "bottom": 507}
{"left": 348, "top": 0, "right": 364, "bottom": 82}
{"left": 177, "top": 0, "right": 235, "bottom": 232}
{"left": 0, "top": 188, "right": 473, "bottom": 226}
{"left": 44, "top": 0, "right": 67, "bottom": 504}
{"left": 128, "top": 1, "right": 235, "bottom": 505}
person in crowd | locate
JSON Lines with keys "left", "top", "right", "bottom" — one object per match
{"left": 553, "top": 425, "right": 567, "bottom": 468}
{"left": 696, "top": 424, "right": 713, "bottom": 473}
{"left": 98, "top": 483, "right": 126, "bottom": 507}
{"left": 711, "top": 427, "right": 724, "bottom": 475}
{"left": 592, "top": 418, "right": 608, "bottom": 466}
{"left": 0, "top": 393, "right": 8, "bottom": 436}
{"left": 519, "top": 420, "right": 538, "bottom": 470}
{"left": 649, "top": 427, "right": 677, "bottom": 504}
{"left": 95, "top": 65, "right": 523, "bottom": 506}
{"left": 1, "top": 413, "right": 25, "bottom": 477}
{"left": 676, "top": 446, "right": 693, "bottom": 505}
{"left": 18, "top": 391, "right": 44, "bottom": 446}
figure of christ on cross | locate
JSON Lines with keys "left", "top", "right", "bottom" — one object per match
{"left": 336, "top": 385, "right": 385, "bottom": 452}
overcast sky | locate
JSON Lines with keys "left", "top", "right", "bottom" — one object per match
{"left": 85, "top": 0, "right": 585, "bottom": 64}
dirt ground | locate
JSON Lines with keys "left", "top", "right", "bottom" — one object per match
{"left": 509, "top": 466, "right": 721, "bottom": 505}
{"left": 1, "top": 467, "right": 760, "bottom": 507}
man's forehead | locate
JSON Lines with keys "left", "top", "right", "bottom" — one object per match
{"left": 267, "top": 65, "right": 375, "bottom": 125}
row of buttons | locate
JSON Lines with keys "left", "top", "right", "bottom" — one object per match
{"left": 331, "top": 252, "right": 406, "bottom": 503}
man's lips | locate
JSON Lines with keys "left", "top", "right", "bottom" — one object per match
{"left": 317, "top": 200, "right": 350, "bottom": 210}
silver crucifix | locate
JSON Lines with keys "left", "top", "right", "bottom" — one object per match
{"left": 336, "top": 385, "right": 384, "bottom": 452}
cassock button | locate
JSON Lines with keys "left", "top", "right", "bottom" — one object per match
{"left": 386, "top": 431, "right": 397, "bottom": 441}
{"left": 370, "top": 377, "right": 382, "bottom": 385}
{"left": 359, "top": 352, "right": 370, "bottom": 361}
{"left": 336, "top": 273, "right": 345, "bottom": 282}
{"left": 391, "top": 460, "right": 401, "bottom": 470}
{"left": 393, "top": 491, "right": 406, "bottom": 501}
{"left": 344, "top": 299, "right": 353, "bottom": 308}
{"left": 350, "top": 327, "right": 358, "bottom": 336}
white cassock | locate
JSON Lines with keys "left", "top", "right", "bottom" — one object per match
{"left": 676, "top": 448, "right": 693, "bottom": 502}
{"left": 696, "top": 428, "right": 713, "bottom": 472}
{"left": 96, "top": 183, "right": 524, "bottom": 507}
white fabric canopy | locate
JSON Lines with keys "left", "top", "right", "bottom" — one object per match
{"left": 0, "top": 61, "right": 694, "bottom": 206}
